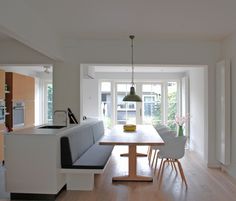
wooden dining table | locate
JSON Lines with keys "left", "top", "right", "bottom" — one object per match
{"left": 99, "top": 125, "right": 164, "bottom": 182}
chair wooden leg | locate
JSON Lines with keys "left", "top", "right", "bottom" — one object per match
{"left": 148, "top": 147, "right": 152, "bottom": 164}
{"left": 157, "top": 158, "right": 163, "bottom": 180}
{"left": 176, "top": 160, "right": 187, "bottom": 188}
{"left": 147, "top": 146, "right": 151, "bottom": 155}
{"left": 159, "top": 159, "right": 168, "bottom": 187}
{"left": 151, "top": 150, "right": 157, "bottom": 167}
{"left": 172, "top": 161, "right": 178, "bottom": 174}
{"left": 154, "top": 152, "right": 159, "bottom": 174}
{"left": 171, "top": 161, "right": 174, "bottom": 169}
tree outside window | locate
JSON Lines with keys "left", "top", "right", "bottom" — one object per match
{"left": 47, "top": 84, "right": 53, "bottom": 122}
{"left": 167, "top": 82, "right": 177, "bottom": 131}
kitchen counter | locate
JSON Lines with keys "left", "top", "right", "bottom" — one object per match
{"left": 7, "top": 124, "right": 76, "bottom": 135}
{"left": 4, "top": 120, "right": 98, "bottom": 198}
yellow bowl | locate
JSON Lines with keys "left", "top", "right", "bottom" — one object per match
{"left": 123, "top": 124, "right": 136, "bottom": 132}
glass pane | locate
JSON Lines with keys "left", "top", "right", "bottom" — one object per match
{"left": 142, "top": 84, "right": 162, "bottom": 124}
{"left": 101, "top": 82, "right": 112, "bottom": 129}
{"left": 167, "top": 82, "right": 177, "bottom": 121}
{"left": 47, "top": 84, "right": 53, "bottom": 122}
{"left": 101, "top": 82, "right": 111, "bottom": 92}
{"left": 167, "top": 121, "right": 177, "bottom": 131}
{"left": 116, "top": 83, "right": 136, "bottom": 125}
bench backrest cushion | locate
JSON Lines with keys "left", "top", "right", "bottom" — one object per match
{"left": 92, "top": 121, "right": 105, "bottom": 142}
{"left": 61, "top": 124, "right": 94, "bottom": 168}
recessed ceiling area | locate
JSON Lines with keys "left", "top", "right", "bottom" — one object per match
{"left": 25, "top": 0, "right": 236, "bottom": 40}
{"left": 94, "top": 65, "right": 203, "bottom": 73}
{"left": 0, "top": 65, "right": 53, "bottom": 78}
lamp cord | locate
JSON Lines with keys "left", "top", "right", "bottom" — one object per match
{"left": 130, "top": 35, "right": 134, "bottom": 86}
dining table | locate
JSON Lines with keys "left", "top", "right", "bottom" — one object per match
{"left": 99, "top": 124, "right": 164, "bottom": 182}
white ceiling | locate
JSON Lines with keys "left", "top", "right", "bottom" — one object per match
{"left": 94, "top": 65, "right": 202, "bottom": 73}
{"left": 0, "top": 65, "right": 53, "bottom": 76}
{"left": 25, "top": 0, "right": 236, "bottom": 40}
{"left": 0, "top": 32, "right": 10, "bottom": 41}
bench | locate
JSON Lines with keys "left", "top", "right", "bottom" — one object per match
{"left": 60, "top": 121, "right": 113, "bottom": 191}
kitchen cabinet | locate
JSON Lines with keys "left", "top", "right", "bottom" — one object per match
{"left": 6, "top": 72, "right": 35, "bottom": 130}
{"left": 6, "top": 72, "right": 35, "bottom": 101}
{"left": 0, "top": 70, "right": 5, "bottom": 99}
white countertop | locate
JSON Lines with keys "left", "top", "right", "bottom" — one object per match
{"left": 5, "top": 124, "right": 77, "bottom": 136}
{"left": 5, "top": 119, "right": 99, "bottom": 136}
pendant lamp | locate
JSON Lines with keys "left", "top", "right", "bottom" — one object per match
{"left": 123, "top": 35, "right": 142, "bottom": 102}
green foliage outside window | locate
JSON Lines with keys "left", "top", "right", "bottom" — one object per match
{"left": 167, "top": 91, "right": 177, "bottom": 131}
{"left": 47, "top": 84, "right": 53, "bottom": 121}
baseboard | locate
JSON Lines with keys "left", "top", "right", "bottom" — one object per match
{"left": 10, "top": 185, "right": 66, "bottom": 200}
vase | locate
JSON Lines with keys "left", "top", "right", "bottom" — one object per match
{"left": 178, "top": 125, "right": 184, "bottom": 136}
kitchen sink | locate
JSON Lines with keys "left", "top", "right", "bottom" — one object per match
{"left": 38, "top": 125, "right": 66, "bottom": 129}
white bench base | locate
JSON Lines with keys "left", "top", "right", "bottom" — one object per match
{"left": 60, "top": 169, "right": 104, "bottom": 191}
{"left": 66, "top": 173, "right": 94, "bottom": 191}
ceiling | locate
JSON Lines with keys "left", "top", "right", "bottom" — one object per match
{"left": 93, "top": 65, "right": 203, "bottom": 73}
{"left": 0, "top": 65, "right": 53, "bottom": 76}
{"left": 25, "top": 0, "right": 236, "bottom": 41}
{"left": 0, "top": 32, "right": 10, "bottom": 41}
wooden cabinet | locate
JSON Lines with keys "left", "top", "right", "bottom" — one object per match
{"left": 0, "top": 123, "right": 5, "bottom": 162}
{"left": 6, "top": 72, "right": 35, "bottom": 130}
{"left": 25, "top": 100, "right": 35, "bottom": 127}
{"left": 0, "top": 70, "right": 5, "bottom": 99}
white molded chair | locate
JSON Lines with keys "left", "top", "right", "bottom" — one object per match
{"left": 147, "top": 125, "right": 169, "bottom": 161}
{"left": 157, "top": 136, "right": 187, "bottom": 187}
{"left": 149, "top": 130, "right": 176, "bottom": 168}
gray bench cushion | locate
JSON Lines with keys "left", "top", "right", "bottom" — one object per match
{"left": 72, "top": 144, "right": 113, "bottom": 169}
{"left": 67, "top": 125, "right": 94, "bottom": 163}
{"left": 92, "top": 121, "right": 105, "bottom": 142}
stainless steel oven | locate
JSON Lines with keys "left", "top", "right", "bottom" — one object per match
{"left": 13, "top": 101, "right": 25, "bottom": 128}
{"left": 0, "top": 100, "right": 5, "bottom": 123}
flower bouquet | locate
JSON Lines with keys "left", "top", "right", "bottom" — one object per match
{"left": 175, "top": 114, "right": 190, "bottom": 136}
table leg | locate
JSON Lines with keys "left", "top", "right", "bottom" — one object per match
{"left": 112, "top": 145, "right": 153, "bottom": 182}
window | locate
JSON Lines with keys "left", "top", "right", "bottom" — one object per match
{"left": 46, "top": 83, "right": 53, "bottom": 123}
{"left": 98, "top": 80, "right": 181, "bottom": 133}
{"left": 167, "top": 82, "right": 178, "bottom": 130}
{"left": 116, "top": 83, "right": 136, "bottom": 125}
{"left": 100, "top": 82, "right": 112, "bottom": 128}
{"left": 142, "top": 84, "right": 162, "bottom": 125}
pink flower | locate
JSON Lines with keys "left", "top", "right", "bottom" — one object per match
{"left": 175, "top": 114, "right": 190, "bottom": 126}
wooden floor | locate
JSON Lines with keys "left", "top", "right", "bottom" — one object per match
{"left": 1, "top": 146, "right": 236, "bottom": 201}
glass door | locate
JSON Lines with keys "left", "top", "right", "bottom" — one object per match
{"left": 142, "top": 84, "right": 162, "bottom": 125}
{"left": 100, "top": 81, "right": 180, "bottom": 130}
{"left": 115, "top": 83, "right": 138, "bottom": 125}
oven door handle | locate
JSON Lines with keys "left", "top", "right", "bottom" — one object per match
{"left": 13, "top": 107, "right": 25, "bottom": 110}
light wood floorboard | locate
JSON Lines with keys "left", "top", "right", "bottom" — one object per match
{"left": 56, "top": 146, "right": 236, "bottom": 201}
{"left": 1, "top": 146, "right": 236, "bottom": 201}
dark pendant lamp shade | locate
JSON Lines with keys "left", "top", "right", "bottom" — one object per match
{"left": 123, "top": 86, "right": 142, "bottom": 102}
{"left": 123, "top": 35, "right": 142, "bottom": 102}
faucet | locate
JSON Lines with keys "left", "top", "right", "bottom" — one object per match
{"left": 54, "top": 110, "right": 68, "bottom": 127}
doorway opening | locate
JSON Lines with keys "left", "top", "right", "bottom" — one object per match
{"left": 80, "top": 64, "right": 207, "bottom": 160}
{"left": 0, "top": 64, "right": 53, "bottom": 128}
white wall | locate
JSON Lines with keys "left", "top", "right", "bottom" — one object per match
{"left": 53, "top": 61, "right": 80, "bottom": 119}
{"left": 189, "top": 68, "right": 205, "bottom": 158}
{"left": 82, "top": 78, "right": 99, "bottom": 118}
{"left": 0, "top": 0, "right": 63, "bottom": 60}
{"left": 0, "top": 40, "right": 54, "bottom": 64}
{"left": 221, "top": 34, "right": 236, "bottom": 177}
{"left": 63, "top": 39, "right": 220, "bottom": 166}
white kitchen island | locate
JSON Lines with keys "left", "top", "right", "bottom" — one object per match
{"left": 4, "top": 124, "right": 77, "bottom": 200}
